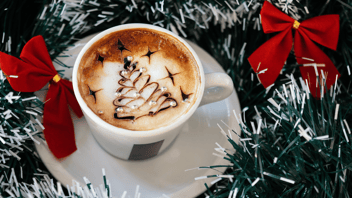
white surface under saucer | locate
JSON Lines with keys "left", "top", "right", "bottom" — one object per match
{"left": 35, "top": 35, "right": 241, "bottom": 198}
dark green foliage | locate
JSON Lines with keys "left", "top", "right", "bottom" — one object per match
{"left": 1, "top": 0, "right": 352, "bottom": 197}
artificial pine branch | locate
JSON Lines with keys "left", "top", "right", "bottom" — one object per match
{"left": 0, "top": 0, "right": 352, "bottom": 197}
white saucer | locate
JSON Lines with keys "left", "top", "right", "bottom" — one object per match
{"left": 35, "top": 35, "right": 241, "bottom": 198}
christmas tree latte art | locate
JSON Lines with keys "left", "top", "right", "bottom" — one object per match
{"left": 77, "top": 28, "right": 201, "bottom": 130}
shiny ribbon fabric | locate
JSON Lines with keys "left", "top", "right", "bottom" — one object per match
{"left": 248, "top": 1, "right": 340, "bottom": 97}
{"left": 0, "top": 35, "right": 83, "bottom": 158}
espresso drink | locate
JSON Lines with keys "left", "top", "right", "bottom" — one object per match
{"left": 77, "top": 28, "right": 200, "bottom": 130}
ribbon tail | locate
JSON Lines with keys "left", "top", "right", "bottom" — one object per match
{"left": 43, "top": 83, "right": 77, "bottom": 158}
{"left": 248, "top": 28, "right": 293, "bottom": 88}
{"left": 295, "top": 31, "right": 340, "bottom": 98}
{"left": 61, "top": 79, "right": 83, "bottom": 118}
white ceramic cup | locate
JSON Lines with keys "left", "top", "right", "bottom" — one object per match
{"left": 72, "top": 24, "right": 234, "bottom": 160}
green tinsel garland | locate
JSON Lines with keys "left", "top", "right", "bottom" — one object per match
{"left": 1, "top": 0, "right": 352, "bottom": 197}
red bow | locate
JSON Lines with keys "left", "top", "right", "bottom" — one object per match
{"left": 0, "top": 35, "right": 83, "bottom": 158}
{"left": 248, "top": 1, "right": 340, "bottom": 97}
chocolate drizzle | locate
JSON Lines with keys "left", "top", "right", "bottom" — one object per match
{"left": 113, "top": 57, "right": 178, "bottom": 121}
{"left": 142, "top": 47, "right": 157, "bottom": 63}
{"left": 180, "top": 87, "right": 192, "bottom": 102}
{"left": 131, "top": 62, "right": 138, "bottom": 71}
{"left": 88, "top": 85, "right": 103, "bottom": 103}
{"left": 97, "top": 55, "right": 104, "bottom": 63}
{"left": 123, "top": 57, "right": 131, "bottom": 69}
{"left": 157, "top": 98, "right": 178, "bottom": 112}
{"left": 117, "top": 39, "right": 130, "bottom": 54}
{"left": 163, "top": 66, "right": 180, "bottom": 85}
{"left": 114, "top": 113, "right": 135, "bottom": 120}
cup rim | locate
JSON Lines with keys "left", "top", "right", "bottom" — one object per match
{"left": 72, "top": 23, "right": 205, "bottom": 137}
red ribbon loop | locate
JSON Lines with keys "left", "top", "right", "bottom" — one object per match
{"left": 0, "top": 35, "right": 83, "bottom": 158}
{"left": 248, "top": 1, "right": 340, "bottom": 98}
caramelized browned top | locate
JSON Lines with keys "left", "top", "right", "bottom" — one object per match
{"left": 77, "top": 28, "right": 200, "bottom": 130}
